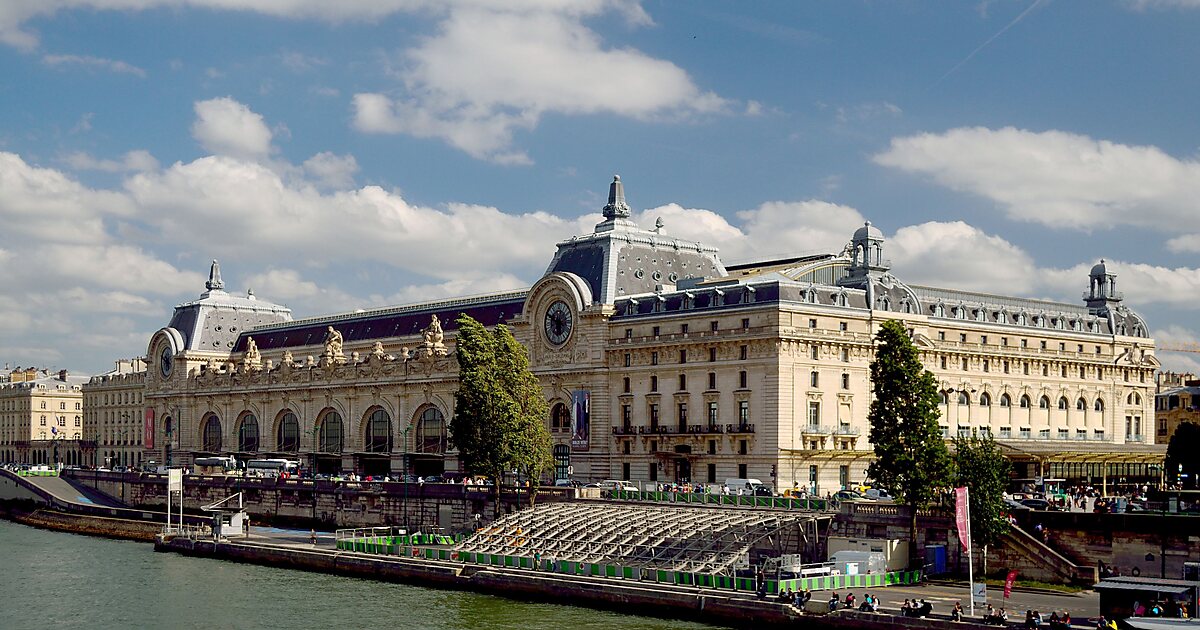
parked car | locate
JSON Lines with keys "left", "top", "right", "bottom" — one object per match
{"left": 1018, "top": 498, "right": 1055, "bottom": 511}
{"left": 864, "top": 488, "right": 893, "bottom": 501}
{"left": 1004, "top": 498, "right": 1032, "bottom": 512}
{"left": 833, "top": 489, "right": 867, "bottom": 502}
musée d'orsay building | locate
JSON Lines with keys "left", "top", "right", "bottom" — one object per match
{"left": 136, "top": 176, "right": 1165, "bottom": 492}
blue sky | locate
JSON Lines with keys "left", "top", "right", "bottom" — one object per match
{"left": 2, "top": 0, "right": 1200, "bottom": 375}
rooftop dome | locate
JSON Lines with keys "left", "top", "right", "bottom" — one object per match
{"left": 853, "top": 221, "right": 883, "bottom": 242}
{"left": 1090, "top": 259, "right": 1109, "bottom": 277}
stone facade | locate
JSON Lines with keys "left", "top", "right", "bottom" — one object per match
{"left": 0, "top": 368, "right": 88, "bottom": 466}
{"left": 133, "top": 177, "right": 1162, "bottom": 493}
{"left": 1154, "top": 374, "right": 1200, "bottom": 445}
{"left": 82, "top": 359, "right": 148, "bottom": 469}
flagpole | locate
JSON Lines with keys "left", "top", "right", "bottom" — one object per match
{"left": 966, "top": 486, "right": 975, "bottom": 617}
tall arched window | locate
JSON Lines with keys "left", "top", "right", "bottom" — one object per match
{"left": 1058, "top": 397, "right": 1069, "bottom": 410}
{"left": 1094, "top": 399, "right": 1105, "bottom": 413}
{"left": 364, "top": 408, "right": 392, "bottom": 453}
{"left": 416, "top": 407, "right": 446, "bottom": 454}
{"left": 238, "top": 413, "right": 259, "bottom": 452}
{"left": 550, "top": 403, "right": 570, "bottom": 433}
{"left": 1020, "top": 395, "right": 1031, "bottom": 409}
{"left": 1039, "top": 396, "right": 1050, "bottom": 409}
{"left": 202, "top": 414, "right": 222, "bottom": 452}
{"left": 958, "top": 392, "right": 970, "bottom": 406}
{"left": 1076, "top": 398, "right": 1087, "bottom": 411}
{"left": 318, "top": 410, "right": 344, "bottom": 453}
{"left": 277, "top": 412, "right": 299, "bottom": 451}
{"left": 999, "top": 393, "right": 1012, "bottom": 408}
{"left": 979, "top": 392, "right": 992, "bottom": 407}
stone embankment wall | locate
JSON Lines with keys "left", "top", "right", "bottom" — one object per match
{"left": 156, "top": 536, "right": 998, "bottom": 630}
{"left": 1011, "top": 511, "right": 1200, "bottom": 580}
{"left": 1, "top": 505, "right": 162, "bottom": 541}
{"left": 68, "top": 470, "right": 570, "bottom": 531}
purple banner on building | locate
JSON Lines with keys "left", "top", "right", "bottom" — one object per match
{"left": 571, "top": 390, "right": 590, "bottom": 451}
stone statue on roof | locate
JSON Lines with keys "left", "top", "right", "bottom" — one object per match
{"left": 415, "top": 315, "right": 448, "bottom": 359}
{"left": 245, "top": 337, "right": 261, "bottom": 362}
{"left": 324, "top": 326, "right": 344, "bottom": 361}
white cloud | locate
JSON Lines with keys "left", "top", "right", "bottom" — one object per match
{"left": 1166, "top": 234, "right": 1200, "bottom": 254}
{"left": 123, "top": 155, "right": 577, "bottom": 280}
{"left": 1153, "top": 326, "right": 1200, "bottom": 374}
{"left": 353, "top": 2, "right": 727, "bottom": 163}
{"left": 191, "top": 97, "right": 274, "bottom": 160}
{"left": 888, "top": 221, "right": 1038, "bottom": 293}
{"left": 63, "top": 149, "right": 158, "bottom": 173}
{"left": 302, "top": 151, "right": 358, "bottom": 189}
{"left": 874, "top": 126, "right": 1200, "bottom": 232}
{"left": 42, "top": 53, "right": 145, "bottom": 77}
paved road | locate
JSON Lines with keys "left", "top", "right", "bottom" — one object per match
{"left": 852, "top": 581, "right": 1099, "bottom": 622}
{"left": 23, "top": 474, "right": 128, "bottom": 508}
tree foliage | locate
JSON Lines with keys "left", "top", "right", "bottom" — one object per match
{"left": 1166, "top": 421, "right": 1200, "bottom": 489}
{"left": 450, "top": 314, "right": 552, "bottom": 516}
{"left": 866, "top": 319, "right": 954, "bottom": 557}
{"left": 952, "top": 435, "right": 1012, "bottom": 548}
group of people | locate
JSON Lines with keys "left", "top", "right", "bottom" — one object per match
{"left": 981, "top": 604, "right": 1010, "bottom": 625}
{"left": 775, "top": 588, "right": 812, "bottom": 606}
{"left": 900, "top": 599, "right": 933, "bottom": 618}
{"left": 1131, "top": 599, "right": 1190, "bottom": 618}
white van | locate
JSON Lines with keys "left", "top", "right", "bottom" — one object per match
{"left": 598, "top": 479, "right": 639, "bottom": 492}
{"left": 724, "top": 478, "right": 764, "bottom": 491}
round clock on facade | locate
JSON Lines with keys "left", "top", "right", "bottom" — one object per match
{"left": 544, "top": 300, "right": 573, "bottom": 345}
{"left": 160, "top": 346, "right": 173, "bottom": 378}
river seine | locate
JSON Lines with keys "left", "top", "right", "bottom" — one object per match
{"left": 0, "top": 520, "right": 727, "bottom": 630}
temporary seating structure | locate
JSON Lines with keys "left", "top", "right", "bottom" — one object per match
{"left": 454, "top": 502, "right": 826, "bottom": 576}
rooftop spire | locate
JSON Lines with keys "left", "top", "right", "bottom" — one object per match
{"left": 602, "top": 175, "right": 631, "bottom": 220}
{"left": 205, "top": 259, "right": 225, "bottom": 292}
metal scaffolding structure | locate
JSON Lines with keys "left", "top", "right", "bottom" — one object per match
{"left": 455, "top": 502, "right": 828, "bottom": 575}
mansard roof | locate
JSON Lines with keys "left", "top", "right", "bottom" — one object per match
{"left": 233, "top": 290, "right": 527, "bottom": 352}
{"left": 167, "top": 260, "right": 292, "bottom": 353}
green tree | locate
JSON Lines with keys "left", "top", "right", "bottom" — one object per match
{"left": 1166, "top": 421, "right": 1200, "bottom": 489}
{"left": 493, "top": 323, "right": 553, "bottom": 507}
{"left": 866, "top": 319, "right": 954, "bottom": 565}
{"left": 952, "top": 435, "right": 1011, "bottom": 569}
{"left": 450, "top": 314, "right": 551, "bottom": 517}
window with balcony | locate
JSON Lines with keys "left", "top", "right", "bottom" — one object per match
{"left": 739, "top": 401, "right": 749, "bottom": 425}
{"left": 807, "top": 401, "right": 820, "bottom": 426}
{"left": 707, "top": 402, "right": 719, "bottom": 426}
{"left": 649, "top": 404, "right": 659, "bottom": 430}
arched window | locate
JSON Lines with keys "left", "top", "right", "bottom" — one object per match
{"left": 416, "top": 407, "right": 447, "bottom": 454}
{"left": 237, "top": 413, "right": 259, "bottom": 452}
{"left": 940, "top": 391, "right": 949, "bottom": 405}
{"left": 999, "top": 393, "right": 1011, "bottom": 408}
{"left": 958, "top": 392, "right": 970, "bottom": 406}
{"left": 1058, "top": 397, "right": 1069, "bottom": 410}
{"left": 318, "top": 410, "right": 344, "bottom": 453}
{"left": 364, "top": 408, "right": 392, "bottom": 453}
{"left": 979, "top": 392, "right": 992, "bottom": 407}
{"left": 1127, "top": 392, "right": 1141, "bottom": 406}
{"left": 932, "top": 303, "right": 945, "bottom": 318}
{"left": 551, "top": 403, "right": 570, "bottom": 432}
{"left": 202, "top": 414, "right": 222, "bottom": 452}
{"left": 1076, "top": 398, "right": 1087, "bottom": 411}
{"left": 1039, "top": 396, "right": 1051, "bottom": 409}
{"left": 1094, "top": 399, "right": 1105, "bottom": 413}
{"left": 276, "top": 412, "right": 299, "bottom": 451}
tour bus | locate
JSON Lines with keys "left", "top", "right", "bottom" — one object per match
{"left": 193, "top": 456, "right": 238, "bottom": 475}
{"left": 245, "top": 459, "right": 300, "bottom": 477}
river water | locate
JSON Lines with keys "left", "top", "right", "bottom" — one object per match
{"left": 0, "top": 520, "right": 728, "bottom": 630}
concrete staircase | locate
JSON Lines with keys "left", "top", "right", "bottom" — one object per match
{"left": 987, "top": 525, "right": 1097, "bottom": 586}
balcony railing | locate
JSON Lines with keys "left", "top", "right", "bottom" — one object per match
{"left": 835, "top": 425, "right": 859, "bottom": 436}
{"left": 802, "top": 425, "right": 833, "bottom": 435}
{"left": 1126, "top": 434, "right": 1145, "bottom": 443}
{"left": 726, "top": 423, "right": 755, "bottom": 434}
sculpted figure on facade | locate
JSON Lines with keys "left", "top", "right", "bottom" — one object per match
{"left": 415, "top": 315, "right": 448, "bottom": 359}
{"left": 243, "top": 336, "right": 262, "bottom": 370}
{"left": 323, "top": 326, "right": 345, "bottom": 364}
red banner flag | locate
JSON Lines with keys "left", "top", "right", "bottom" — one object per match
{"left": 954, "top": 486, "right": 971, "bottom": 551}
{"left": 144, "top": 408, "right": 155, "bottom": 449}
{"left": 1004, "top": 570, "right": 1018, "bottom": 598}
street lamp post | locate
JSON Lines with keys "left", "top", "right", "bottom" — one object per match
{"left": 402, "top": 424, "right": 411, "bottom": 531}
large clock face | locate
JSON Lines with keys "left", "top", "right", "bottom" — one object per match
{"left": 543, "top": 300, "right": 573, "bottom": 346}
{"left": 160, "top": 346, "right": 173, "bottom": 378}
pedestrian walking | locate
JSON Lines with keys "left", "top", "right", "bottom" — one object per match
{"left": 310, "top": 529, "right": 317, "bottom": 546}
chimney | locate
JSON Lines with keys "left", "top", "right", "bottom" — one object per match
{"left": 58, "top": 369, "right": 69, "bottom": 381}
